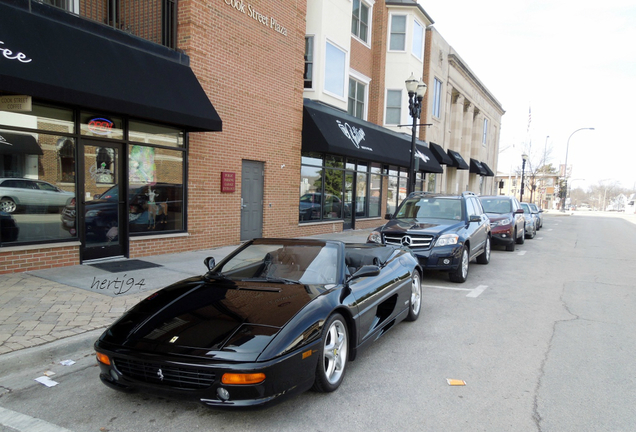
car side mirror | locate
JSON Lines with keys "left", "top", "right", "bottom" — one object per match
{"left": 384, "top": 213, "right": 393, "bottom": 220}
{"left": 348, "top": 265, "right": 381, "bottom": 281}
{"left": 469, "top": 215, "right": 481, "bottom": 223}
{"left": 515, "top": 208, "right": 524, "bottom": 214}
{"left": 204, "top": 257, "right": 216, "bottom": 270}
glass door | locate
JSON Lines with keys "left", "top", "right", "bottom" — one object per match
{"left": 343, "top": 171, "right": 354, "bottom": 230}
{"left": 79, "top": 141, "right": 126, "bottom": 261}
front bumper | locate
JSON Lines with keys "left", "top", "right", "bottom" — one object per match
{"left": 490, "top": 225, "right": 514, "bottom": 245}
{"left": 95, "top": 339, "right": 321, "bottom": 409}
{"left": 409, "top": 245, "right": 463, "bottom": 271}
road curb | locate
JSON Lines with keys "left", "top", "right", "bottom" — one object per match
{"left": 0, "top": 328, "right": 104, "bottom": 377}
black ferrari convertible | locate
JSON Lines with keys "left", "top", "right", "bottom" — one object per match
{"left": 95, "top": 238, "right": 422, "bottom": 408}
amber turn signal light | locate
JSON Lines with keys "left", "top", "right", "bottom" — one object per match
{"left": 221, "top": 373, "right": 266, "bottom": 385}
{"left": 96, "top": 352, "right": 111, "bottom": 365}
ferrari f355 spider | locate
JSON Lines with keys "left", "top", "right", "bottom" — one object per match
{"left": 95, "top": 238, "right": 422, "bottom": 408}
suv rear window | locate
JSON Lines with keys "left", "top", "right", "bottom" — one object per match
{"left": 395, "top": 197, "right": 462, "bottom": 220}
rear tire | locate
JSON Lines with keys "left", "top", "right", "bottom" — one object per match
{"left": 476, "top": 236, "right": 490, "bottom": 264}
{"left": 312, "top": 313, "right": 348, "bottom": 393}
{"left": 0, "top": 197, "right": 17, "bottom": 213}
{"left": 449, "top": 246, "right": 469, "bottom": 283}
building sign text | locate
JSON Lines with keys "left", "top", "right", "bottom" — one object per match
{"left": 221, "top": 171, "right": 236, "bottom": 193}
{"left": 223, "top": 0, "right": 288, "bottom": 36}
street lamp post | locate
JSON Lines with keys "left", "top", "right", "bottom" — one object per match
{"left": 520, "top": 153, "right": 528, "bottom": 202}
{"left": 561, "top": 127, "right": 595, "bottom": 211}
{"left": 405, "top": 74, "right": 427, "bottom": 195}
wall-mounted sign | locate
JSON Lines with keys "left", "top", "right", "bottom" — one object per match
{"left": 221, "top": 171, "right": 236, "bottom": 193}
{"left": 87, "top": 117, "right": 114, "bottom": 136}
{"left": 223, "top": 0, "right": 288, "bottom": 36}
{"left": 0, "top": 95, "right": 32, "bottom": 112}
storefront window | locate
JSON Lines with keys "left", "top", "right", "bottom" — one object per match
{"left": 80, "top": 112, "right": 124, "bottom": 140}
{"left": 300, "top": 165, "right": 323, "bottom": 222}
{"left": 369, "top": 163, "right": 382, "bottom": 218}
{"left": 427, "top": 173, "right": 437, "bottom": 192}
{"left": 128, "top": 145, "right": 184, "bottom": 233}
{"left": 302, "top": 153, "right": 323, "bottom": 166}
{"left": 129, "top": 120, "right": 184, "bottom": 148}
{"left": 323, "top": 168, "right": 343, "bottom": 220}
{"left": 0, "top": 103, "right": 74, "bottom": 134}
{"left": 0, "top": 130, "right": 77, "bottom": 245}
{"left": 356, "top": 171, "right": 367, "bottom": 217}
{"left": 386, "top": 168, "right": 399, "bottom": 216}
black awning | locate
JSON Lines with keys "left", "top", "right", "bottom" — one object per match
{"left": 415, "top": 143, "right": 444, "bottom": 174}
{"left": 481, "top": 162, "right": 495, "bottom": 177}
{"left": 0, "top": 2, "right": 221, "bottom": 132}
{"left": 447, "top": 150, "right": 470, "bottom": 170}
{"left": 302, "top": 99, "right": 443, "bottom": 173}
{"left": 429, "top": 142, "right": 453, "bottom": 165}
{"left": 0, "top": 131, "right": 42, "bottom": 155}
{"left": 470, "top": 159, "right": 487, "bottom": 175}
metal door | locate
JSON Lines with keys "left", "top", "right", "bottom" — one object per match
{"left": 240, "top": 160, "right": 264, "bottom": 241}
{"left": 79, "top": 141, "right": 126, "bottom": 261}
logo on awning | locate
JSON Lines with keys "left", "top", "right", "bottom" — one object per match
{"left": 0, "top": 41, "right": 32, "bottom": 63}
{"left": 415, "top": 149, "right": 430, "bottom": 163}
{"left": 336, "top": 120, "right": 365, "bottom": 149}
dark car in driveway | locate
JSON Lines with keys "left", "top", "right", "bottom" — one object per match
{"left": 479, "top": 195, "right": 525, "bottom": 251}
{"left": 95, "top": 238, "right": 422, "bottom": 408}
{"left": 367, "top": 191, "right": 491, "bottom": 283}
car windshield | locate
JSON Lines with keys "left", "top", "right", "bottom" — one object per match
{"left": 481, "top": 198, "right": 512, "bottom": 214}
{"left": 395, "top": 197, "right": 462, "bottom": 220}
{"left": 216, "top": 240, "right": 339, "bottom": 285}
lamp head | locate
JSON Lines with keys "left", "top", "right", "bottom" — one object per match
{"left": 405, "top": 73, "right": 418, "bottom": 94}
{"left": 522, "top": 153, "right": 528, "bottom": 161}
{"left": 416, "top": 80, "right": 427, "bottom": 98}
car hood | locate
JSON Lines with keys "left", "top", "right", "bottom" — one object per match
{"left": 380, "top": 217, "right": 463, "bottom": 235}
{"left": 100, "top": 276, "right": 322, "bottom": 358}
{"left": 485, "top": 212, "right": 511, "bottom": 222}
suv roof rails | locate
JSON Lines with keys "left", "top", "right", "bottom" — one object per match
{"left": 461, "top": 191, "right": 477, "bottom": 197}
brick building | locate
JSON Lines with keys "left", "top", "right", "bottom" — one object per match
{"left": 0, "top": 0, "right": 502, "bottom": 273}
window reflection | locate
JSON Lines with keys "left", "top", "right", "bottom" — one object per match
{"left": 0, "top": 131, "right": 76, "bottom": 244}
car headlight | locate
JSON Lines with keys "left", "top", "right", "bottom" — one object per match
{"left": 367, "top": 230, "right": 383, "bottom": 244}
{"left": 491, "top": 218, "right": 512, "bottom": 227}
{"left": 434, "top": 233, "right": 459, "bottom": 247}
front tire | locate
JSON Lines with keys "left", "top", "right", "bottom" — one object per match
{"left": 406, "top": 271, "right": 422, "bottom": 321}
{"left": 312, "top": 313, "right": 348, "bottom": 393}
{"left": 517, "top": 227, "right": 525, "bottom": 244}
{"left": 476, "top": 236, "right": 491, "bottom": 264}
{"left": 505, "top": 231, "right": 516, "bottom": 251}
{"left": 449, "top": 245, "right": 469, "bottom": 283}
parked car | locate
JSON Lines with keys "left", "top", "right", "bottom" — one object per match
{"left": 479, "top": 195, "right": 525, "bottom": 251}
{"left": 299, "top": 192, "right": 349, "bottom": 221}
{"left": 367, "top": 191, "right": 491, "bottom": 283}
{"left": 528, "top": 203, "right": 543, "bottom": 229}
{"left": 0, "top": 178, "right": 74, "bottom": 214}
{"left": 520, "top": 202, "right": 537, "bottom": 239}
{"left": 61, "top": 183, "right": 183, "bottom": 238}
{"left": 0, "top": 211, "right": 19, "bottom": 242}
{"left": 95, "top": 238, "right": 422, "bottom": 408}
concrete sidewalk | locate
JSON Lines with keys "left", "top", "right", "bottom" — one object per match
{"left": 0, "top": 229, "right": 373, "bottom": 369}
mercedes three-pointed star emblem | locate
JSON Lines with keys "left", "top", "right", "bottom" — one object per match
{"left": 401, "top": 236, "right": 412, "bottom": 247}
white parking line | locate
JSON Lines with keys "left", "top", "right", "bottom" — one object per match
{"left": 0, "top": 406, "right": 74, "bottom": 432}
{"left": 517, "top": 250, "right": 527, "bottom": 256}
{"left": 536, "top": 237, "right": 544, "bottom": 240}
{"left": 466, "top": 285, "right": 488, "bottom": 298}
{"left": 424, "top": 284, "right": 488, "bottom": 298}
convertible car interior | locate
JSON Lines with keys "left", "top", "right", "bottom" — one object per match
{"left": 344, "top": 245, "right": 396, "bottom": 276}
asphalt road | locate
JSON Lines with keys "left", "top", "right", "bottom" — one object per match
{"left": 1, "top": 213, "right": 635, "bottom": 432}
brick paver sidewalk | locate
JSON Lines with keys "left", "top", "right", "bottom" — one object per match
{"left": 0, "top": 273, "right": 146, "bottom": 355}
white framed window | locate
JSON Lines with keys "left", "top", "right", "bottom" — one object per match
{"left": 482, "top": 118, "right": 489, "bottom": 145}
{"left": 348, "top": 78, "right": 366, "bottom": 119}
{"left": 385, "top": 89, "right": 402, "bottom": 125}
{"left": 352, "top": 0, "right": 370, "bottom": 44}
{"left": 389, "top": 15, "right": 406, "bottom": 51}
{"left": 304, "top": 36, "right": 314, "bottom": 89}
{"left": 432, "top": 78, "right": 442, "bottom": 118}
{"left": 412, "top": 19, "right": 424, "bottom": 60}
{"left": 325, "top": 41, "right": 347, "bottom": 98}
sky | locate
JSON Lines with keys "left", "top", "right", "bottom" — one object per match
{"left": 420, "top": 0, "right": 636, "bottom": 190}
